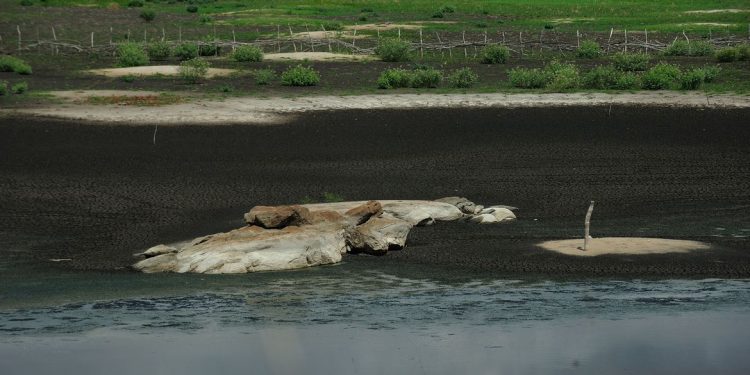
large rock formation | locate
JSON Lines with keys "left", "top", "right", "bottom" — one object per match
{"left": 133, "top": 198, "right": 516, "bottom": 274}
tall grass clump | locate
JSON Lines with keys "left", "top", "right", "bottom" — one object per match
{"left": 375, "top": 38, "right": 411, "bottom": 62}
{"left": 140, "top": 10, "right": 156, "bottom": 22}
{"left": 582, "top": 65, "right": 619, "bottom": 89}
{"left": 232, "top": 45, "right": 264, "bottom": 62}
{"left": 174, "top": 43, "right": 199, "bottom": 61}
{"left": 0, "top": 55, "right": 32, "bottom": 75}
{"left": 447, "top": 67, "right": 478, "bottom": 88}
{"left": 715, "top": 47, "right": 739, "bottom": 62}
{"left": 11, "top": 81, "right": 28, "bottom": 94}
{"left": 613, "top": 72, "right": 640, "bottom": 89}
{"left": 253, "top": 69, "right": 275, "bottom": 85}
{"left": 611, "top": 52, "right": 651, "bottom": 71}
{"left": 737, "top": 44, "right": 750, "bottom": 61}
{"left": 508, "top": 68, "right": 549, "bottom": 89}
{"left": 664, "top": 40, "right": 714, "bottom": 56}
{"left": 481, "top": 44, "right": 510, "bottom": 64}
{"left": 179, "top": 57, "right": 209, "bottom": 84}
{"left": 0, "top": 81, "right": 7, "bottom": 96}
{"left": 377, "top": 68, "right": 413, "bottom": 89}
{"left": 116, "top": 42, "right": 149, "bottom": 67}
{"left": 199, "top": 37, "right": 220, "bottom": 56}
{"left": 411, "top": 67, "right": 443, "bottom": 88}
{"left": 641, "top": 63, "right": 681, "bottom": 90}
{"left": 577, "top": 40, "right": 601, "bottom": 59}
{"left": 281, "top": 65, "right": 320, "bottom": 86}
{"left": 146, "top": 41, "right": 171, "bottom": 60}
{"left": 679, "top": 69, "right": 706, "bottom": 90}
{"left": 544, "top": 61, "right": 580, "bottom": 91}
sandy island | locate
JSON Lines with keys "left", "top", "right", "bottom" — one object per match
{"left": 538, "top": 237, "right": 710, "bottom": 256}
{"left": 4, "top": 91, "right": 749, "bottom": 126}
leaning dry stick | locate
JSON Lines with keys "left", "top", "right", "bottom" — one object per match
{"left": 583, "top": 200, "right": 595, "bottom": 251}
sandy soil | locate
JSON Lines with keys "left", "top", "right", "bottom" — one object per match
{"left": 87, "top": 66, "right": 239, "bottom": 78}
{"left": 292, "top": 31, "right": 368, "bottom": 40}
{"left": 263, "top": 52, "right": 376, "bottom": 61}
{"left": 6, "top": 92, "right": 750, "bottom": 126}
{"left": 538, "top": 237, "right": 710, "bottom": 256}
{"left": 345, "top": 21, "right": 457, "bottom": 31}
{"left": 684, "top": 9, "right": 749, "bottom": 14}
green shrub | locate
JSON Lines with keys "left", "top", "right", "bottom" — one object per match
{"left": 178, "top": 57, "right": 210, "bottom": 83}
{"left": 577, "top": 40, "right": 601, "bottom": 59}
{"left": 545, "top": 61, "right": 580, "bottom": 91}
{"left": 11, "top": 81, "right": 28, "bottom": 94}
{"left": 322, "top": 192, "right": 344, "bottom": 203}
{"left": 582, "top": 65, "right": 619, "bottom": 89}
{"left": 116, "top": 42, "right": 149, "bottom": 67}
{"left": 375, "top": 38, "right": 411, "bottom": 62}
{"left": 641, "top": 63, "right": 681, "bottom": 90}
{"left": 199, "top": 15, "right": 212, "bottom": 24}
{"left": 174, "top": 43, "right": 199, "bottom": 61}
{"left": 715, "top": 47, "right": 738, "bottom": 62}
{"left": 737, "top": 44, "right": 750, "bottom": 61}
{"left": 377, "top": 68, "right": 413, "bottom": 89}
{"left": 664, "top": 40, "right": 690, "bottom": 56}
{"left": 700, "top": 65, "right": 721, "bottom": 82}
{"left": 232, "top": 45, "right": 263, "bottom": 62}
{"left": 127, "top": 0, "right": 143, "bottom": 7}
{"left": 441, "top": 5, "right": 455, "bottom": 13}
{"left": 218, "top": 84, "right": 233, "bottom": 93}
{"left": 680, "top": 69, "right": 706, "bottom": 90}
{"left": 281, "top": 65, "right": 320, "bottom": 86}
{"left": 253, "top": 68, "right": 275, "bottom": 85}
{"left": 481, "top": 44, "right": 510, "bottom": 64}
{"left": 0, "top": 81, "right": 7, "bottom": 96}
{"left": 0, "top": 56, "right": 32, "bottom": 75}
{"left": 322, "top": 22, "right": 343, "bottom": 31}
{"left": 140, "top": 10, "right": 155, "bottom": 22}
{"left": 411, "top": 67, "right": 443, "bottom": 88}
{"left": 613, "top": 72, "right": 640, "bottom": 90}
{"left": 121, "top": 74, "right": 136, "bottom": 83}
{"left": 611, "top": 52, "right": 651, "bottom": 71}
{"left": 508, "top": 68, "right": 549, "bottom": 89}
{"left": 20, "top": 0, "right": 33, "bottom": 6}
{"left": 198, "top": 37, "right": 220, "bottom": 56}
{"left": 186, "top": 5, "right": 198, "bottom": 13}
{"left": 146, "top": 41, "right": 171, "bottom": 60}
{"left": 447, "top": 67, "right": 478, "bottom": 88}
{"left": 688, "top": 41, "right": 714, "bottom": 56}
{"left": 432, "top": 10, "right": 444, "bottom": 18}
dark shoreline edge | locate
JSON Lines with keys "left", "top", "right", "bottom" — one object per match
{"left": 1, "top": 105, "right": 749, "bottom": 277}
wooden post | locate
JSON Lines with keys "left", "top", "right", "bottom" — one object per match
{"left": 288, "top": 25, "right": 296, "bottom": 52}
{"left": 90, "top": 32, "right": 94, "bottom": 48}
{"left": 16, "top": 25, "right": 20, "bottom": 50}
{"left": 502, "top": 31, "right": 505, "bottom": 44}
{"left": 398, "top": 28, "right": 401, "bottom": 40}
{"left": 144, "top": 29, "right": 147, "bottom": 43}
{"left": 232, "top": 27, "right": 236, "bottom": 52}
{"left": 52, "top": 26, "right": 58, "bottom": 55}
{"left": 109, "top": 27, "right": 113, "bottom": 45}
{"left": 419, "top": 28, "right": 424, "bottom": 58}
{"left": 377, "top": 26, "right": 380, "bottom": 39}
{"left": 606, "top": 27, "right": 613, "bottom": 52}
{"left": 519, "top": 31, "right": 523, "bottom": 56}
{"left": 352, "top": 27, "right": 357, "bottom": 50}
{"left": 462, "top": 30, "right": 467, "bottom": 58}
{"left": 305, "top": 24, "right": 313, "bottom": 52}
{"left": 539, "top": 27, "right": 543, "bottom": 53}
{"left": 624, "top": 29, "right": 628, "bottom": 52}
{"left": 276, "top": 25, "right": 281, "bottom": 52}
{"left": 178, "top": 26, "right": 182, "bottom": 42}
{"left": 483, "top": 30, "right": 487, "bottom": 46}
{"left": 162, "top": 28, "right": 165, "bottom": 42}
{"left": 583, "top": 201, "right": 595, "bottom": 251}
{"left": 435, "top": 32, "right": 443, "bottom": 58}
{"left": 576, "top": 30, "right": 580, "bottom": 48}
{"left": 321, "top": 24, "right": 332, "bottom": 53}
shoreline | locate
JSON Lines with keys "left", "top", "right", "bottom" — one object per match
{"left": 3, "top": 91, "right": 750, "bottom": 126}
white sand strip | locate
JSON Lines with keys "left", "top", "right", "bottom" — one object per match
{"left": 87, "top": 66, "right": 238, "bottom": 78}
{"left": 538, "top": 237, "right": 709, "bottom": 256}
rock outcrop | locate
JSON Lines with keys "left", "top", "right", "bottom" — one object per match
{"left": 134, "top": 198, "right": 517, "bottom": 274}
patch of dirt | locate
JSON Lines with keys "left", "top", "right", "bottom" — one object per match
{"left": 50, "top": 90, "right": 165, "bottom": 100}
{"left": 684, "top": 9, "right": 749, "bottom": 14}
{"left": 346, "top": 23, "right": 421, "bottom": 31}
{"left": 680, "top": 22, "right": 736, "bottom": 27}
{"left": 292, "top": 31, "right": 368, "bottom": 40}
{"left": 86, "top": 66, "right": 239, "bottom": 78}
{"left": 537, "top": 237, "right": 710, "bottom": 256}
{"left": 263, "top": 52, "right": 376, "bottom": 61}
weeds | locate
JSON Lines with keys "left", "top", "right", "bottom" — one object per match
{"left": 116, "top": 42, "right": 149, "bottom": 67}
{"left": 481, "top": 44, "right": 510, "bottom": 64}
{"left": 716, "top": 47, "right": 739, "bottom": 62}
{"left": 577, "top": 40, "right": 601, "bottom": 59}
{"left": 179, "top": 57, "right": 210, "bottom": 84}
{"left": 664, "top": 40, "right": 713, "bottom": 56}
{"left": 0, "top": 56, "right": 32, "bottom": 75}
{"left": 146, "top": 41, "right": 171, "bottom": 60}
{"left": 611, "top": 52, "right": 651, "bottom": 71}
{"left": 281, "top": 65, "right": 320, "bottom": 86}
{"left": 377, "top": 68, "right": 413, "bottom": 89}
{"left": 11, "top": 82, "right": 28, "bottom": 94}
{"left": 0, "top": 81, "right": 7, "bottom": 96}
{"left": 174, "top": 43, "right": 199, "bottom": 61}
{"left": 447, "top": 67, "right": 479, "bottom": 88}
{"left": 253, "top": 69, "right": 276, "bottom": 85}
{"left": 232, "top": 45, "right": 264, "bottom": 62}
{"left": 641, "top": 62, "right": 681, "bottom": 90}
{"left": 375, "top": 38, "right": 411, "bottom": 62}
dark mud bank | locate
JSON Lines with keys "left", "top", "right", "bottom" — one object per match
{"left": 1, "top": 106, "right": 749, "bottom": 276}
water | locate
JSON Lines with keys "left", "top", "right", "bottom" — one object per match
{"left": 2, "top": 262, "right": 750, "bottom": 374}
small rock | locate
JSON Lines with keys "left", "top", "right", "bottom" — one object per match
{"left": 435, "top": 196, "right": 477, "bottom": 214}
{"left": 344, "top": 200, "right": 382, "bottom": 225}
{"left": 244, "top": 205, "right": 311, "bottom": 228}
{"left": 490, "top": 208, "right": 516, "bottom": 222}
{"left": 346, "top": 216, "right": 412, "bottom": 255}
{"left": 469, "top": 214, "right": 500, "bottom": 224}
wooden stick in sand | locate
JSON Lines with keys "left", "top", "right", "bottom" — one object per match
{"left": 583, "top": 201, "right": 595, "bottom": 251}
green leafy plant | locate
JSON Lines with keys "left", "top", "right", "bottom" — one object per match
{"left": 116, "top": 42, "right": 149, "bottom": 67}
{"left": 664, "top": 40, "right": 713, "bottom": 56}
{"left": 737, "top": 44, "right": 750, "bottom": 61}
{"left": 281, "top": 65, "right": 320, "bottom": 86}
{"left": 198, "top": 36, "right": 220, "bottom": 56}
{"left": 178, "top": 57, "right": 210, "bottom": 84}
{"left": 0, "top": 81, "right": 7, "bottom": 96}
{"left": 432, "top": 10, "right": 444, "bottom": 18}
{"left": 186, "top": 5, "right": 198, "bottom": 13}
{"left": 0, "top": 56, "right": 32, "bottom": 75}
{"left": 611, "top": 52, "right": 651, "bottom": 71}
{"left": 411, "top": 67, "right": 443, "bottom": 88}
{"left": 613, "top": 72, "right": 640, "bottom": 89}
{"left": 232, "top": 45, "right": 263, "bottom": 62}
{"left": 140, "top": 10, "right": 155, "bottom": 22}
{"left": 577, "top": 40, "right": 601, "bottom": 59}
{"left": 447, "top": 67, "right": 479, "bottom": 88}
{"left": 218, "top": 84, "right": 233, "bottom": 93}
{"left": 481, "top": 44, "right": 510, "bottom": 64}
{"left": 679, "top": 69, "right": 706, "bottom": 90}
{"left": 375, "top": 38, "right": 411, "bottom": 62}
{"left": 322, "top": 22, "right": 343, "bottom": 31}
{"left": 641, "top": 62, "right": 681, "bottom": 90}
{"left": 440, "top": 5, "right": 455, "bottom": 13}
{"left": 253, "top": 68, "right": 275, "bottom": 85}
{"left": 508, "top": 68, "right": 550, "bottom": 89}
{"left": 120, "top": 74, "right": 136, "bottom": 83}
{"left": 146, "top": 41, "right": 171, "bottom": 60}
{"left": 11, "top": 81, "right": 28, "bottom": 94}
{"left": 127, "top": 0, "right": 143, "bottom": 7}
{"left": 199, "top": 15, "right": 212, "bottom": 24}
{"left": 715, "top": 47, "right": 738, "bottom": 62}
{"left": 322, "top": 192, "right": 344, "bottom": 203}
{"left": 582, "top": 65, "right": 620, "bottom": 89}
{"left": 545, "top": 60, "right": 580, "bottom": 91}
{"left": 174, "top": 43, "right": 199, "bottom": 61}
{"left": 377, "top": 68, "right": 413, "bottom": 89}
{"left": 20, "top": 0, "right": 33, "bottom": 6}
{"left": 700, "top": 65, "right": 721, "bottom": 82}
{"left": 687, "top": 41, "right": 714, "bottom": 56}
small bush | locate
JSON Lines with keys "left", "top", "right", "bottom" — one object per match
{"left": 281, "top": 65, "right": 320, "bottom": 86}
{"left": 664, "top": 40, "right": 690, "bottom": 56}
{"left": 737, "top": 44, "right": 750, "bottom": 61}
{"left": 440, "top": 5, "right": 455, "bottom": 13}
{"left": 0, "top": 56, "right": 32, "bottom": 75}
{"left": 447, "top": 67, "right": 478, "bottom": 88}
{"left": 140, "top": 10, "right": 155, "bottom": 22}
{"left": 577, "top": 40, "right": 601, "bottom": 59}
{"left": 613, "top": 72, "right": 640, "bottom": 90}
{"left": 232, "top": 45, "right": 263, "bottom": 62}
{"left": 545, "top": 61, "right": 580, "bottom": 91}
{"left": 0, "top": 81, "right": 7, "bottom": 96}
{"left": 121, "top": 74, "right": 136, "bottom": 83}
{"left": 508, "top": 68, "right": 549, "bottom": 89}
{"left": 127, "top": 0, "right": 143, "bottom": 7}
{"left": 641, "top": 63, "right": 681, "bottom": 90}
{"left": 322, "top": 22, "right": 343, "bottom": 31}
{"left": 582, "top": 65, "right": 619, "bottom": 89}
{"left": 146, "top": 41, "right": 171, "bottom": 60}
{"left": 481, "top": 44, "right": 510, "bottom": 64}
{"left": 688, "top": 41, "right": 714, "bottom": 56}
{"left": 199, "top": 38, "right": 220, "bottom": 57}
{"left": 174, "top": 43, "right": 199, "bottom": 61}
{"left": 253, "top": 68, "right": 275, "bottom": 85}
{"left": 218, "top": 84, "right": 233, "bottom": 93}
{"left": 116, "top": 42, "right": 149, "bottom": 67}
{"left": 375, "top": 38, "right": 411, "bottom": 62}
{"left": 611, "top": 52, "right": 651, "bottom": 71}
{"left": 700, "top": 65, "right": 721, "bottom": 82}
{"left": 377, "top": 68, "right": 413, "bottom": 89}
{"left": 20, "top": 0, "right": 33, "bottom": 6}
{"left": 715, "top": 47, "right": 738, "bottom": 62}
{"left": 680, "top": 69, "right": 706, "bottom": 90}
{"left": 186, "top": 5, "right": 198, "bottom": 13}
{"left": 178, "top": 57, "right": 210, "bottom": 84}
{"left": 432, "top": 10, "right": 444, "bottom": 18}
{"left": 199, "top": 15, "right": 212, "bottom": 24}
{"left": 11, "top": 81, "right": 28, "bottom": 94}
{"left": 411, "top": 67, "right": 443, "bottom": 88}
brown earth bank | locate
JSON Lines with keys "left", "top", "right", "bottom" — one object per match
{"left": 1, "top": 106, "right": 750, "bottom": 277}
